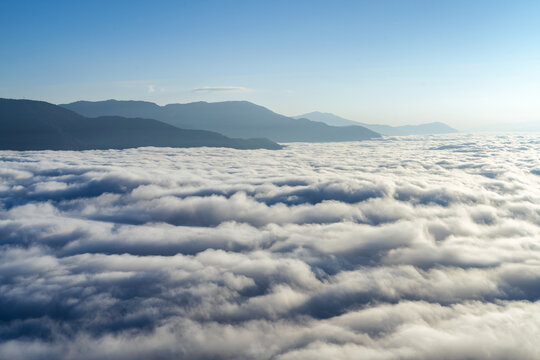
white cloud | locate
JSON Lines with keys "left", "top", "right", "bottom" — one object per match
{"left": 0, "top": 134, "right": 539, "bottom": 359}
{"left": 192, "top": 86, "right": 250, "bottom": 93}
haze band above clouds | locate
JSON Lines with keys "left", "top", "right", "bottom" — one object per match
{"left": 1, "top": 134, "right": 540, "bottom": 359}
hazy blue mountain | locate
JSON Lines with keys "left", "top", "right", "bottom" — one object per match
{"left": 294, "top": 111, "right": 364, "bottom": 127}
{"left": 62, "top": 100, "right": 381, "bottom": 142}
{"left": 295, "top": 112, "right": 458, "bottom": 135}
{"left": 0, "top": 99, "right": 282, "bottom": 150}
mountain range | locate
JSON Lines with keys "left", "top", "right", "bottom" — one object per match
{"left": 295, "top": 111, "right": 458, "bottom": 136}
{"left": 0, "top": 97, "right": 467, "bottom": 152}
{"left": 62, "top": 100, "right": 381, "bottom": 142}
{"left": 0, "top": 99, "right": 282, "bottom": 150}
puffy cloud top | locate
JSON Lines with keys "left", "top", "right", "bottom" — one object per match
{"left": 1, "top": 134, "right": 540, "bottom": 359}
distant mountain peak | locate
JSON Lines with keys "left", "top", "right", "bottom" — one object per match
{"left": 296, "top": 111, "right": 458, "bottom": 136}
{"left": 1, "top": 98, "right": 282, "bottom": 150}
{"left": 293, "top": 111, "right": 363, "bottom": 127}
{"left": 62, "top": 100, "right": 381, "bottom": 142}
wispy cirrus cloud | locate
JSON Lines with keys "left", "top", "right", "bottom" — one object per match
{"left": 192, "top": 86, "right": 250, "bottom": 93}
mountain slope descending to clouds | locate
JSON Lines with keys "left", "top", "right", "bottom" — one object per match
{"left": 294, "top": 111, "right": 365, "bottom": 127}
{"left": 295, "top": 111, "right": 458, "bottom": 135}
{"left": 0, "top": 99, "right": 282, "bottom": 150}
{"left": 365, "top": 122, "right": 458, "bottom": 136}
{"left": 62, "top": 100, "right": 381, "bottom": 142}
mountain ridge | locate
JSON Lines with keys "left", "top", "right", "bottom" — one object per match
{"left": 0, "top": 98, "right": 282, "bottom": 150}
{"left": 294, "top": 111, "right": 458, "bottom": 136}
{"left": 62, "top": 100, "right": 381, "bottom": 142}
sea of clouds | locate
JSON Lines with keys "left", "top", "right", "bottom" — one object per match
{"left": 1, "top": 133, "right": 540, "bottom": 359}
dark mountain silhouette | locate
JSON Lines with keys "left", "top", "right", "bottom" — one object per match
{"left": 0, "top": 99, "right": 282, "bottom": 150}
{"left": 61, "top": 100, "right": 381, "bottom": 142}
{"left": 295, "top": 111, "right": 458, "bottom": 136}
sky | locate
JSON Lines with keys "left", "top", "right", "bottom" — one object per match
{"left": 1, "top": 0, "right": 539, "bottom": 129}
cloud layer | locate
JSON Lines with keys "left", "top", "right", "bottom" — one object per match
{"left": 1, "top": 134, "right": 540, "bottom": 359}
{"left": 192, "top": 86, "right": 249, "bottom": 93}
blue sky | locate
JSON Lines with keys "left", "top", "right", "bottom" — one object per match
{"left": 1, "top": 0, "right": 539, "bottom": 128}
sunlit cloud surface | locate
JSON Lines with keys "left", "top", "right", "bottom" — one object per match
{"left": 1, "top": 134, "right": 539, "bottom": 359}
